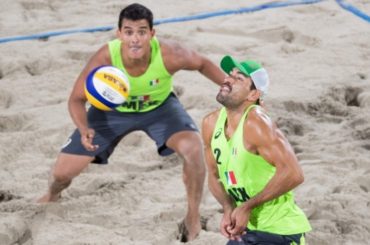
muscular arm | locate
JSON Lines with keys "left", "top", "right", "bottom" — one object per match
{"left": 161, "top": 40, "right": 224, "bottom": 85}
{"left": 242, "top": 108, "right": 304, "bottom": 211}
{"left": 228, "top": 107, "right": 304, "bottom": 237}
{"left": 67, "top": 45, "right": 111, "bottom": 150}
{"left": 202, "top": 112, "right": 234, "bottom": 212}
{"left": 68, "top": 45, "right": 111, "bottom": 132}
{"left": 203, "top": 111, "right": 240, "bottom": 239}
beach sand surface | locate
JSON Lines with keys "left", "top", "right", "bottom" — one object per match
{"left": 1, "top": 0, "right": 370, "bottom": 244}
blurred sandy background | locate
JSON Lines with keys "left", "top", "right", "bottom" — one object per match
{"left": 1, "top": 0, "right": 370, "bottom": 244}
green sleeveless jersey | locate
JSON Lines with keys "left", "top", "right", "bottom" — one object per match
{"left": 108, "top": 37, "right": 173, "bottom": 112}
{"left": 211, "top": 105, "right": 311, "bottom": 235}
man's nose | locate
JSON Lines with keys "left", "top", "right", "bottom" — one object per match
{"left": 224, "top": 75, "right": 234, "bottom": 83}
{"left": 132, "top": 33, "right": 139, "bottom": 42}
{"left": 230, "top": 69, "right": 239, "bottom": 76}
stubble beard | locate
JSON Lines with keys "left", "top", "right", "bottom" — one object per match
{"left": 216, "top": 92, "right": 239, "bottom": 109}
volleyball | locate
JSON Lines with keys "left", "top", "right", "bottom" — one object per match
{"left": 84, "top": 66, "right": 130, "bottom": 111}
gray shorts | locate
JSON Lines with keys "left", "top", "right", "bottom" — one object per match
{"left": 61, "top": 93, "right": 198, "bottom": 164}
{"left": 226, "top": 230, "right": 305, "bottom": 245}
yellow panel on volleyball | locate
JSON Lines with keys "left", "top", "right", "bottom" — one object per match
{"left": 95, "top": 71, "right": 130, "bottom": 99}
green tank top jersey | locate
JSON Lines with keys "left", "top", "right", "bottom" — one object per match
{"left": 211, "top": 105, "right": 311, "bottom": 235}
{"left": 108, "top": 37, "right": 173, "bottom": 112}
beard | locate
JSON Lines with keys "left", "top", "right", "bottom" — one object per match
{"left": 216, "top": 91, "right": 240, "bottom": 109}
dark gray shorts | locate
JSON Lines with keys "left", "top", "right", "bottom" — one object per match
{"left": 61, "top": 93, "right": 198, "bottom": 164}
{"left": 226, "top": 230, "right": 305, "bottom": 245}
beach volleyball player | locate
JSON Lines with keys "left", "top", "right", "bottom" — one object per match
{"left": 37, "top": 3, "right": 224, "bottom": 242}
{"left": 202, "top": 56, "right": 311, "bottom": 244}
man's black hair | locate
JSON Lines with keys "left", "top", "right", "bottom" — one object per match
{"left": 250, "top": 80, "right": 260, "bottom": 105}
{"left": 118, "top": 3, "right": 153, "bottom": 29}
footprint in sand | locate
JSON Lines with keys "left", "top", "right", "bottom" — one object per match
{"left": 345, "top": 93, "right": 370, "bottom": 142}
{"left": 247, "top": 26, "right": 319, "bottom": 54}
{"left": 0, "top": 214, "right": 30, "bottom": 245}
{"left": 183, "top": 94, "right": 215, "bottom": 110}
{"left": 276, "top": 116, "right": 306, "bottom": 137}
{"left": 120, "top": 131, "right": 146, "bottom": 147}
{"left": 250, "top": 26, "right": 319, "bottom": 46}
{"left": 68, "top": 178, "right": 128, "bottom": 199}
{"left": 0, "top": 113, "right": 33, "bottom": 132}
{"left": 344, "top": 86, "right": 363, "bottom": 107}
{"left": 0, "top": 190, "right": 20, "bottom": 203}
{"left": 0, "top": 90, "right": 13, "bottom": 109}
{"left": 275, "top": 117, "right": 305, "bottom": 153}
{"left": 353, "top": 125, "right": 370, "bottom": 141}
{"left": 280, "top": 29, "right": 320, "bottom": 54}
{"left": 361, "top": 144, "right": 370, "bottom": 151}
{"left": 65, "top": 50, "right": 94, "bottom": 61}
{"left": 357, "top": 91, "right": 370, "bottom": 108}
{"left": 173, "top": 85, "right": 185, "bottom": 97}
{"left": 305, "top": 85, "right": 364, "bottom": 119}
{"left": 355, "top": 175, "right": 370, "bottom": 193}
{"left": 20, "top": 0, "right": 58, "bottom": 26}
{"left": 205, "top": 212, "right": 223, "bottom": 233}
{"left": 24, "top": 58, "right": 51, "bottom": 76}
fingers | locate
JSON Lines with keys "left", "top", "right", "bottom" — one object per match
{"left": 227, "top": 215, "right": 246, "bottom": 241}
{"left": 222, "top": 225, "right": 244, "bottom": 241}
{"left": 81, "top": 129, "right": 99, "bottom": 151}
{"left": 228, "top": 225, "right": 245, "bottom": 241}
{"left": 83, "top": 140, "right": 99, "bottom": 151}
{"left": 220, "top": 225, "right": 231, "bottom": 238}
{"left": 221, "top": 223, "right": 244, "bottom": 241}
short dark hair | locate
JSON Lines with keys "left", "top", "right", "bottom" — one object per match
{"left": 250, "top": 79, "right": 257, "bottom": 91}
{"left": 118, "top": 3, "right": 153, "bottom": 30}
{"left": 249, "top": 79, "right": 260, "bottom": 105}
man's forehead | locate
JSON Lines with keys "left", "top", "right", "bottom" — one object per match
{"left": 122, "top": 19, "right": 150, "bottom": 29}
{"left": 123, "top": 25, "right": 149, "bottom": 29}
{"left": 232, "top": 68, "right": 248, "bottom": 78}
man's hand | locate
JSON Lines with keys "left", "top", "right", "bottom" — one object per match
{"left": 220, "top": 209, "right": 233, "bottom": 239}
{"left": 80, "top": 128, "right": 99, "bottom": 151}
{"left": 227, "top": 205, "right": 250, "bottom": 240}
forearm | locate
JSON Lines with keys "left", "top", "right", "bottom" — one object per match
{"left": 199, "top": 58, "right": 224, "bottom": 86}
{"left": 68, "top": 97, "right": 89, "bottom": 133}
{"left": 242, "top": 167, "right": 303, "bottom": 212}
{"left": 208, "top": 175, "right": 234, "bottom": 212}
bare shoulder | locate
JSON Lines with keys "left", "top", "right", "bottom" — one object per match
{"left": 159, "top": 38, "right": 185, "bottom": 56}
{"left": 93, "top": 44, "right": 111, "bottom": 65}
{"left": 158, "top": 37, "right": 202, "bottom": 74}
{"left": 245, "top": 106, "right": 276, "bottom": 145}
{"left": 202, "top": 109, "right": 221, "bottom": 143}
{"left": 247, "top": 107, "right": 272, "bottom": 127}
{"left": 203, "top": 109, "right": 221, "bottom": 127}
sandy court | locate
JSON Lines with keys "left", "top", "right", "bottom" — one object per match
{"left": 1, "top": 0, "right": 370, "bottom": 244}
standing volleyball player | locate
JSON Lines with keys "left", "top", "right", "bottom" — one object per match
{"left": 38, "top": 3, "right": 224, "bottom": 242}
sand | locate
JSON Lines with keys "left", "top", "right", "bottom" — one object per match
{"left": 1, "top": 0, "right": 370, "bottom": 244}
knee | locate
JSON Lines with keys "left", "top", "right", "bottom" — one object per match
{"left": 179, "top": 140, "right": 206, "bottom": 183}
{"left": 50, "top": 153, "right": 91, "bottom": 184}
{"left": 176, "top": 136, "right": 204, "bottom": 165}
{"left": 51, "top": 169, "right": 72, "bottom": 184}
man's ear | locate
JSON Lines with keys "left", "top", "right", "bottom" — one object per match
{"left": 116, "top": 29, "right": 121, "bottom": 38}
{"left": 248, "top": 89, "right": 261, "bottom": 102}
{"left": 151, "top": 28, "right": 156, "bottom": 37}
